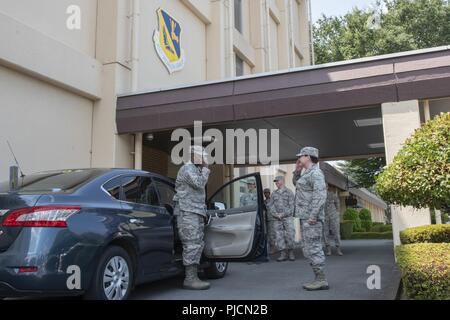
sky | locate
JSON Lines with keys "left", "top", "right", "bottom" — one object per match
{"left": 311, "top": 0, "right": 376, "bottom": 22}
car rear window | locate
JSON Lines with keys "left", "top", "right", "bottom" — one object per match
{"left": 0, "top": 169, "right": 102, "bottom": 193}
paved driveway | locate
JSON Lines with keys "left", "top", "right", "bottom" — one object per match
{"left": 131, "top": 239, "right": 401, "bottom": 300}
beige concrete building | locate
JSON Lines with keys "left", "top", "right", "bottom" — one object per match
{"left": 0, "top": 0, "right": 312, "bottom": 180}
{"left": 1, "top": 1, "right": 449, "bottom": 246}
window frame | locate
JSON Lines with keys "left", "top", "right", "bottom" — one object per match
{"left": 152, "top": 178, "right": 176, "bottom": 209}
{"left": 235, "top": 54, "right": 244, "bottom": 77}
{"left": 234, "top": 0, "right": 243, "bottom": 33}
{"left": 101, "top": 174, "right": 162, "bottom": 207}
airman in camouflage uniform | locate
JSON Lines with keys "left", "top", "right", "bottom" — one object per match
{"left": 264, "top": 188, "right": 277, "bottom": 254}
{"left": 240, "top": 181, "right": 258, "bottom": 207}
{"left": 294, "top": 147, "right": 329, "bottom": 291}
{"left": 271, "top": 176, "right": 296, "bottom": 261}
{"left": 173, "top": 145, "right": 211, "bottom": 290}
{"left": 323, "top": 187, "right": 343, "bottom": 256}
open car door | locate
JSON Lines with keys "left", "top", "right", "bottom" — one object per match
{"left": 203, "top": 173, "right": 266, "bottom": 262}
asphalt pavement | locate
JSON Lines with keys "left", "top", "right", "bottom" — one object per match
{"left": 130, "top": 239, "right": 401, "bottom": 300}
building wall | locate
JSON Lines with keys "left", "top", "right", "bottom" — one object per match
{"left": 137, "top": 0, "right": 207, "bottom": 92}
{"left": 0, "top": 64, "right": 93, "bottom": 181}
{"left": 0, "top": 0, "right": 313, "bottom": 182}
{"left": 0, "top": 0, "right": 98, "bottom": 57}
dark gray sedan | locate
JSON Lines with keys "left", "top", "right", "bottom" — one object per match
{"left": 0, "top": 168, "right": 265, "bottom": 300}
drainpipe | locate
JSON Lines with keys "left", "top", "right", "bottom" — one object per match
{"left": 287, "top": 0, "right": 295, "bottom": 68}
{"left": 262, "top": 0, "right": 270, "bottom": 71}
{"left": 130, "top": 0, "right": 142, "bottom": 170}
{"left": 307, "top": 0, "right": 315, "bottom": 65}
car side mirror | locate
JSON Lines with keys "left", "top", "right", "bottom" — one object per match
{"left": 164, "top": 204, "right": 174, "bottom": 215}
{"left": 213, "top": 202, "right": 226, "bottom": 210}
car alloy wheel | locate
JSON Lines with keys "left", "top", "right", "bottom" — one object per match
{"left": 215, "top": 262, "right": 227, "bottom": 273}
{"left": 102, "top": 256, "right": 130, "bottom": 300}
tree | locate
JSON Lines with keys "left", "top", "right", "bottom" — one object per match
{"left": 314, "top": 0, "right": 450, "bottom": 64}
{"left": 314, "top": 0, "right": 450, "bottom": 188}
{"left": 338, "top": 158, "right": 386, "bottom": 190}
{"left": 375, "top": 113, "right": 450, "bottom": 210}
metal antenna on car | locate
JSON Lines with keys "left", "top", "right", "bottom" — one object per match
{"left": 7, "top": 140, "right": 25, "bottom": 178}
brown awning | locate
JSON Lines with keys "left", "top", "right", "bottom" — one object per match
{"left": 117, "top": 46, "right": 450, "bottom": 134}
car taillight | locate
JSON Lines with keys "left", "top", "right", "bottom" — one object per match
{"left": 2, "top": 206, "right": 81, "bottom": 227}
{"left": 19, "top": 266, "right": 38, "bottom": 273}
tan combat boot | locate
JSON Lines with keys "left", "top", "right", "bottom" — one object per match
{"left": 183, "top": 265, "right": 210, "bottom": 290}
{"left": 288, "top": 249, "right": 296, "bottom": 261}
{"left": 276, "top": 250, "right": 288, "bottom": 262}
{"left": 336, "top": 247, "right": 343, "bottom": 256}
{"left": 325, "top": 246, "right": 332, "bottom": 256}
{"left": 303, "top": 268, "right": 329, "bottom": 291}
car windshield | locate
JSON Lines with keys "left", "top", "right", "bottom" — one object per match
{"left": 0, "top": 169, "right": 102, "bottom": 193}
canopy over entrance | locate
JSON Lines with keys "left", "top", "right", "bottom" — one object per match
{"left": 117, "top": 46, "right": 450, "bottom": 162}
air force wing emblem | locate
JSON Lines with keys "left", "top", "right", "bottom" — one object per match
{"left": 153, "top": 8, "right": 185, "bottom": 74}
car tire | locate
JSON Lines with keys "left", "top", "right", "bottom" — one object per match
{"left": 204, "top": 262, "right": 228, "bottom": 279}
{"left": 84, "top": 246, "right": 134, "bottom": 300}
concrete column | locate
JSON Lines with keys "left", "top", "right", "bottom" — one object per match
{"left": 381, "top": 100, "right": 431, "bottom": 246}
{"left": 134, "top": 133, "right": 143, "bottom": 170}
{"left": 91, "top": 0, "right": 134, "bottom": 169}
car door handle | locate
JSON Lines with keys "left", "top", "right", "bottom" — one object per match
{"left": 129, "top": 218, "right": 144, "bottom": 224}
{"left": 214, "top": 212, "right": 227, "bottom": 218}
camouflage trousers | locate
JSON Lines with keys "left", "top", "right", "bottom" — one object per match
{"left": 323, "top": 214, "right": 341, "bottom": 247}
{"left": 267, "top": 221, "right": 277, "bottom": 253}
{"left": 269, "top": 216, "right": 295, "bottom": 252}
{"left": 177, "top": 210, "right": 205, "bottom": 266}
{"left": 300, "top": 220, "right": 326, "bottom": 272}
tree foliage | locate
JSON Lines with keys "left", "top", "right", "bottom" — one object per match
{"left": 376, "top": 113, "right": 450, "bottom": 210}
{"left": 315, "top": 0, "right": 450, "bottom": 189}
{"left": 338, "top": 158, "right": 386, "bottom": 189}
{"left": 314, "top": 0, "right": 450, "bottom": 65}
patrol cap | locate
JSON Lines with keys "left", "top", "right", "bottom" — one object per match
{"left": 263, "top": 188, "right": 271, "bottom": 193}
{"left": 296, "top": 146, "right": 319, "bottom": 158}
{"left": 273, "top": 176, "right": 285, "bottom": 182}
{"left": 190, "top": 145, "right": 207, "bottom": 157}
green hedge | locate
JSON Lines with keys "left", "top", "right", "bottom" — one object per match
{"left": 370, "top": 224, "right": 393, "bottom": 232}
{"left": 443, "top": 213, "right": 449, "bottom": 224}
{"left": 350, "top": 231, "right": 393, "bottom": 240}
{"left": 400, "top": 224, "right": 450, "bottom": 244}
{"left": 343, "top": 208, "right": 361, "bottom": 232}
{"left": 396, "top": 243, "right": 450, "bottom": 300}
{"left": 340, "top": 220, "right": 353, "bottom": 240}
{"left": 359, "top": 208, "right": 372, "bottom": 232}
{"left": 359, "top": 208, "right": 372, "bottom": 221}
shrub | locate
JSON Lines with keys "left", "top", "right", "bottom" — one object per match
{"left": 340, "top": 220, "right": 353, "bottom": 240}
{"left": 370, "top": 224, "right": 393, "bottom": 232}
{"left": 343, "top": 208, "right": 361, "bottom": 232}
{"left": 358, "top": 208, "right": 372, "bottom": 231}
{"left": 350, "top": 231, "right": 393, "bottom": 240}
{"left": 443, "top": 213, "right": 449, "bottom": 224}
{"left": 359, "top": 208, "right": 372, "bottom": 221}
{"left": 431, "top": 210, "right": 450, "bottom": 224}
{"left": 376, "top": 112, "right": 450, "bottom": 210}
{"left": 396, "top": 243, "right": 450, "bottom": 300}
{"left": 400, "top": 224, "right": 450, "bottom": 244}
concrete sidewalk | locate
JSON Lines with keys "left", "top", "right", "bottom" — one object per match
{"left": 131, "top": 240, "right": 401, "bottom": 300}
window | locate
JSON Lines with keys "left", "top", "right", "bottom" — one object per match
{"left": 103, "top": 176, "right": 123, "bottom": 200}
{"left": 154, "top": 180, "right": 175, "bottom": 208}
{"left": 121, "top": 176, "right": 159, "bottom": 206}
{"left": 235, "top": 54, "right": 244, "bottom": 77}
{"left": 234, "top": 0, "right": 242, "bottom": 33}
{"left": 210, "top": 176, "right": 258, "bottom": 212}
